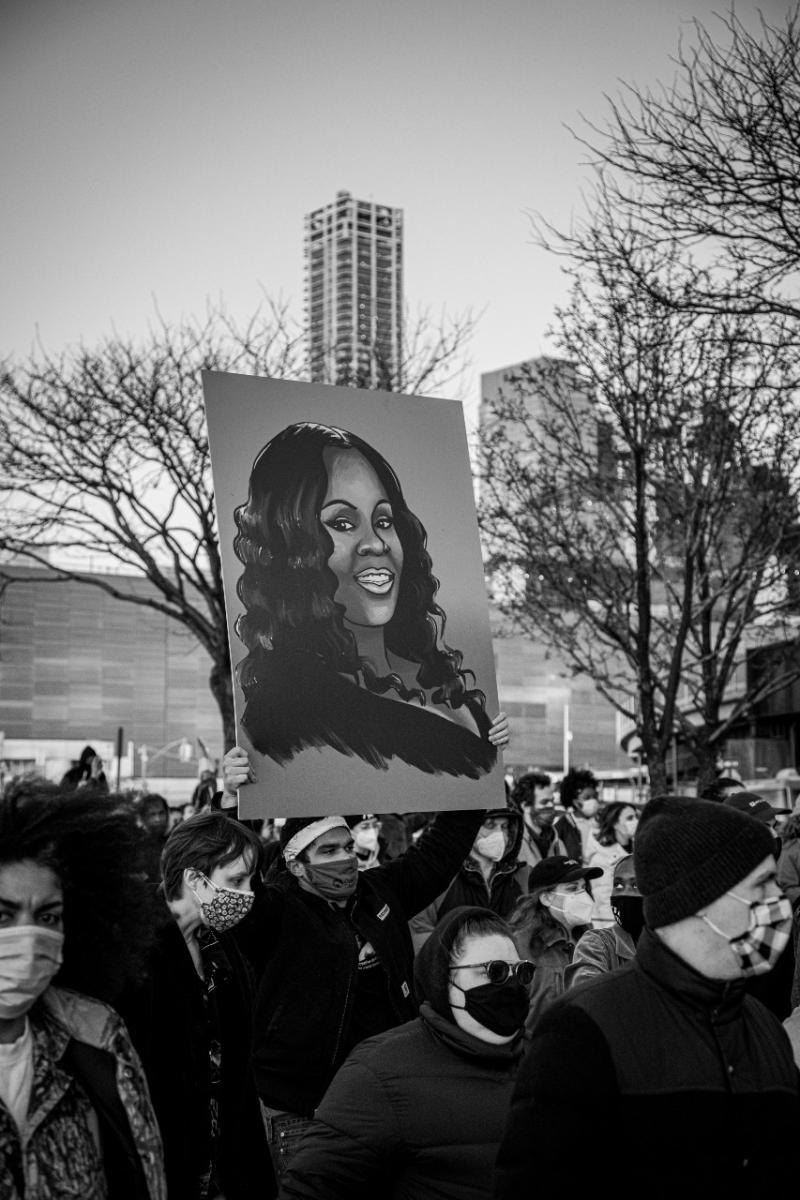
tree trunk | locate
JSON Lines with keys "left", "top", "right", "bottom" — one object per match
{"left": 209, "top": 656, "right": 236, "bottom": 752}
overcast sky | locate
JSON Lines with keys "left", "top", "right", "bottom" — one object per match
{"left": 2, "top": 0, "right": 795, "bottom": 429}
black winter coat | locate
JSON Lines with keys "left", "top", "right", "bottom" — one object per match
{"left": 279, "top": 1004, "right": 521, "bottom": 1200}
{"left": 234, "top": 807, "right": 485, "bottom": 1116}
{"left": 495, "top": 928, "right": 800, "bottom": 1199}
{"left": 120, "top": 917, "right": 274, "bottom": 1200}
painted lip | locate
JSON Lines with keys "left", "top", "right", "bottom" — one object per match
{"left": 354, "top": 568, "right": 396, "bottom": 595}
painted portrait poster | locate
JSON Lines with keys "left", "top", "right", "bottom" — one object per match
{"left": 203, "top": 372, "right": 504, "bottom": 818}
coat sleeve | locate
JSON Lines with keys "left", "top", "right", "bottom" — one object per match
{"left": 374, "top": 808, "right": 485, "bottom": 920}
{"left": 407, "top": 892, "right": 446, "bottom": 955}
{"left": 279, "top": 1058, "right": 402, "bottom": 1200}
{"left": 494, "top": 1003, "right": 619, "bottom": 1196}
{"left": 564, "top": 929, "right": 614, "bottom": 989}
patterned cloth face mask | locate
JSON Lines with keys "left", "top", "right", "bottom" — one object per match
{"left": 190, "top": 875, "right": 255, "bottom": 932}
{"left": 701, "top": 891, "right": 793, "bottom": 977}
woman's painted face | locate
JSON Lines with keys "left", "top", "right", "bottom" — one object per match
{"left": 321, "top": 448, "right": 404, "bottom": 627}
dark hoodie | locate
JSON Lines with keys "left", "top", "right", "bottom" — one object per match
{"left": 60, "top": 744, "right": 109, "bottom": 792}
{"left": 408, "top": 809, "right": 527, "bottom": 952}
{"left": 280, "top": 906, "right": 522, "bottom": 1200}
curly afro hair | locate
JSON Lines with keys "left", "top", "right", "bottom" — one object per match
{"left": 0, "top": 780, "right": 161, "bottom": 1005}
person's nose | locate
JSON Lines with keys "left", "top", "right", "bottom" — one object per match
{"left": 357, "top": 525, "right": 388, "bottom": 555}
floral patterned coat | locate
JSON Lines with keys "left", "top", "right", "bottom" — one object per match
{"left": 0, "top": 986, "right": 166, "bottom": 1200}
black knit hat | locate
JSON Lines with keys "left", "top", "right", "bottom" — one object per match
{"left": 634, "top": 794, "right": 774, "bottom": 929}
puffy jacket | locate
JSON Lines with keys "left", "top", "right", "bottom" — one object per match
{"left": 279, "top": 903, "right": 522, "bottom": 1200}
{"left": 495, "top": 928, "right": 800, "bottom": 1198}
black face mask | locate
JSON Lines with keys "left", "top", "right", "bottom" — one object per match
{"left": 451, "top": 978, "right": 529, "bottom": 1036}
{"left": 611, "top": 896, "right": 645, "bottom": 944}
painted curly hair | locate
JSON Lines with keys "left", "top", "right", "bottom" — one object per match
{"left": 0, "top": 781, "right": 160, "bottom": 1005}
{"left": 233, "top": 421, "right": 484, "bottom": 711}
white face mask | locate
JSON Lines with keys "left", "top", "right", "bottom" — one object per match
{"left": 0, "top": 926, "right": 65, "bottom": 1018}
{"left": 355, "top": 828, "right": 380, "bottom": 853}
{"left": 577, "top": 799, "right": 598, "bottom": 818}
{"left": 547, "top": 890, "right": 594, "bottom": 929}
{"left": 474, "top": 830, "right": 506, "bottom": 862}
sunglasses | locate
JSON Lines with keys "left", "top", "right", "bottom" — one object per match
{"left": 450, "top": 959, "right": 535, "bottom": 986}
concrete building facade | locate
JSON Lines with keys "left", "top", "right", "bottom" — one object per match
{"left": 304, "top": 189, "right": 403, "bottom": 388}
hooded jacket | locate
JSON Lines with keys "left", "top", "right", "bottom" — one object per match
{"left": 408, "top": 810, "right": 527, "bottom": 953}
{"left": 279, "top": 906, "right": 523, "bottom": 1200}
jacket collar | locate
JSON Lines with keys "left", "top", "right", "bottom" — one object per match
{"left": 419, "top": 1001, "right": 524, "bottom": 1065}
{"left": 635, "top": 926, "right": 748, "bottom": 1014}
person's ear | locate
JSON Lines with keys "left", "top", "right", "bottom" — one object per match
{"left": 184, "top": 867, "right": 204, "bottom": 891}
{"left": 540, "top": 890, "right": 554, "bottom": 911}
{"left": 286, "top": 858, "right": 304, "bottom": 879}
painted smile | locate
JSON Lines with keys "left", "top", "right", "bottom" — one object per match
{"left": 354, "top": 569, "right": 395, "bottom": 595}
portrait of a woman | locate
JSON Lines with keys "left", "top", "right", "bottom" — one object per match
{"left": 233, "top": 421, "right": 502, "bottom": 778}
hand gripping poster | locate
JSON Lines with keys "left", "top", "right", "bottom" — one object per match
{"left": 203, "top": 373, "right": 505, "bottom": 818}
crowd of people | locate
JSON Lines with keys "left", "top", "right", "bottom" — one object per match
{"left": 3, "top": 745, "right": 800, "bottom": 1197}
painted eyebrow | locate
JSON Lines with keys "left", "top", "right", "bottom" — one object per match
{"left": 321, "top": 499, "right": 357, "bottom": 511}
{"left": 321, "top": 497, "right": 391, "bottom": 512}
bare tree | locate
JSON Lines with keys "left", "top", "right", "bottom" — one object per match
{"left": 0, "top": 300, "right": 476, "bottom": 748}
{"left": 552, "top": 6, "right": 800, "bottom": 323}
{"left": 477, "top": 243, "right": 800, "bottom": 797}
{"left": 317, "top": 304, "right": 480, "bottom": 400}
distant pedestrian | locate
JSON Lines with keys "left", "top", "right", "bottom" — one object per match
{"left": 60, "top": 744, "right": 108, "bottom": 793}
{"left": 553, "top": 767, "right": 599, "bottom": 864}
{"left": 192, "top": 768, "right": 219, "bottom": 812}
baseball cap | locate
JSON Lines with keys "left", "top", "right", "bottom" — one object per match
{"left": 723, "top": 791, "right": 790, "bottom": 821}
{"left": 529, "top": 855, "right": 603, "bottom": 890}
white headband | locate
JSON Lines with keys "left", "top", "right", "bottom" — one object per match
{"left": 283, "top": 815, "right": 350, "bottom": 862}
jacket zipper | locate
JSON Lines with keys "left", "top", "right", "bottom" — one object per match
{"left": 330, "top": 927, "right": 359, "bottom": 1069}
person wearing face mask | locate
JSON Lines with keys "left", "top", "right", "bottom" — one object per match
{"left": 565, "top": 854, "right": 642, "bottom": 987}
{"left": 495, "top": 794, "right": 800, "bottom": 1197}
{"left": 585, "top": 802, "right": 639, "bottom": 927}
{"left": 510, "top": 772, "right": 569, "bottom": 868}
{"left": 409, "top": 809, "right": 527, "bottom": 953}
{"left": 0, "top": 782, "right": 166, "bottom": 1200}
{"left": 345, "top": 813, "right": 386, "bottom": 870}
{"left": 223, "top": 744, "right": 508, "bottom": 1183}
{"left": 508, "top": 856, "right": 603, "bottom": 1036}
{"left": 720, "top": 792, "right": 796, "bottom": 1020}
{"left": 119, "top": 810, "right": 274, "bottom": 1200}
{"left": 553, "top": 767, "right": 600, "bottom": 864}
{"left": 279, "top": 906, "right": 527, "bottom": 1200}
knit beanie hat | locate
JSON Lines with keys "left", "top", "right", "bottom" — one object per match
{"left": 634, "top": 794, "right": 774, "bottom": 929}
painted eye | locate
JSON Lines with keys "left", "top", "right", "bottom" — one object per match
{"left": 328, "top": 516, "right": 355, "bottom": 532}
